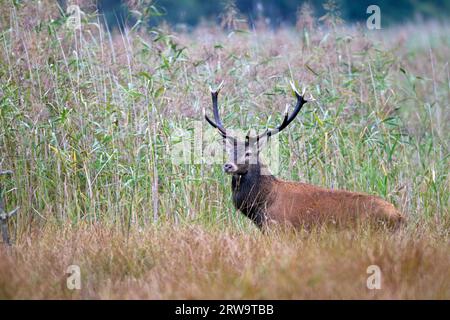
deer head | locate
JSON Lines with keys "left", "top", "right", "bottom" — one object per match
{"left": 205, "top": 82, "right": 308, "bottom": 175}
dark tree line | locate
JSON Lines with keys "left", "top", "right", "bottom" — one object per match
{"left": 96, "top": 0, "right": 450, "bottom": 29}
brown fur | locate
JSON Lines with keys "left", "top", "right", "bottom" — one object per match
{"left": 230, "top": 163, "right": 404, "bottom": 230}
{"left": 266, "top": 179, "right": 405, "bottom": 229}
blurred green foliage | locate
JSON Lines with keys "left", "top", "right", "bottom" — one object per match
{"left": 96, "top": 0, "right": 450, "bottom": 29}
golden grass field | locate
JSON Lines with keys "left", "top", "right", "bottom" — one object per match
{"left": 0, "top": 1, "right": 449, "bottom": 299}
{"left": 0, "top": 223, "right": 449, "bottom": 299}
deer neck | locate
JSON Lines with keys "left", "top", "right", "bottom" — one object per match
{"left": 231, "top": 163, "right": 275, "bottom": 228}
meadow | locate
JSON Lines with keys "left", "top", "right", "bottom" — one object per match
{"left": 0, "top": 1, "right": 449, "bottom": 299}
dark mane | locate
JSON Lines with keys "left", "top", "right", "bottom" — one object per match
{"left": 231, "top": 163, "right": 276, "bottom": 228}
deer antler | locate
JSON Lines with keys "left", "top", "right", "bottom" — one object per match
{"left": 204, "top": 81, "right": 238, "bottom": 145}
{"left": 251, "top": 81, "right": 308, "bottom": 141}
{"left": 205, "top": 81, "right": 308, "bottom": 143}
{"left": 204, "top": 81, "right": 227, "bottom": 137}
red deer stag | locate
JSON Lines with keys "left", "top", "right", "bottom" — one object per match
{"left": 205, "top": 82, "right": 405, "bottom": 230}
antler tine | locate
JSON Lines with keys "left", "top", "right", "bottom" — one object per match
{"left": 208, "top": 80, "right": 224, "bottom": 95}
{"left": 205, "top": 82, "right": 228, "bottom": 137}
{"left": 254, "top": 81, "right": 308, "bottom": 141}
{"left": 211, "top": 82, "right": 224, "bottom": 129}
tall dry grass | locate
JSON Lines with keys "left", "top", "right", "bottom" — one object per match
{"left": 0, "top": 223, "right": 449, "bottom": 299}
